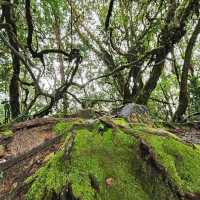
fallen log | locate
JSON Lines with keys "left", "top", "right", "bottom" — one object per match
{"left": 12, "top": 117, "right": 58, "bottom": 132}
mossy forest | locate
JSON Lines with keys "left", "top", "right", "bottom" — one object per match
{"left": 0, "top": 1, "right": 200, "bottom": 200}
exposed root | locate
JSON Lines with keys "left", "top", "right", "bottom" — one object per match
{"left": 12, "top": 117, "right": 58, "bottom": 132}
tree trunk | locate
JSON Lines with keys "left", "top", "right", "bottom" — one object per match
{"left": 136, "top": 60, "right": 165, "bottom": 105}
{"left": 173, "top": 18, "right": 200, "bottom": 122}
{"left": 2, "top": 0, "right": 20, "bottom": 118}
{"left": 136, "top": 1, "right": 196, "bottom": 105}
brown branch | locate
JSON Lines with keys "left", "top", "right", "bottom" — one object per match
{"left": 0, "top": 32, "right": 41, "bottom": 92}
{"left": 81, "top": 98, "right": 123, "bottom": 103}
{"left": 67, "top": 91, "right": 82, "bottom": 105}
{"left": 171, "top": 50, "right": 181, "bottom": 86}
{"left": 149, "top": 97, "right": 175, "bottom": 106}
{"left": 109, "top": 28, "right": 128, "bottom": 56}
{"left": 25, "top": 0, "right": 69, "bottom": 65}
{"left": 33, "top": 62, "right": 80, "bottom": 118}
{"left": 105, "top": 0, "right": 116, "bottom": 31}
{"left": 19, "top": 78, "right": 34, "bottom": 86}
{"left": 37, "top": 48, "right": 69, "bottom": 57}
{"left": 25, "top": 0, "right": 35, "bottom": 56}
{"left": 73, "top": 53, "right": 153, "bottom": 89}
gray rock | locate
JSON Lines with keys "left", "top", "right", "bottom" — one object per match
{"left": 118, "top": 103, "right": 148, "bottom": 119}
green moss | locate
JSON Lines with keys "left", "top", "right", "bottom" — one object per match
{"left": 27, "top": 125, "right": 151, "bottom": 200}
{"left": 26, "top": 150, "right": 69, "bottom": 200}
{"left": 141, "top": 134, "right": 200, "bottom": 193}
{"left": 67, "top": 128, "right": 150, "bottom": 200}
{"left": 53, "top": 121, "right": 72, "bottom": 135}
{"left": 131, "top": 125, "right": 179, "bottom": 140}
{"left": 113, "top": 118, "right": 130, "bottom": 127}
{"left": 53, "top": 119, "right": 84, "bottom": 135}
{"left": 0, "top": 129, "right": 13, "bottom": 137}
{"left": 26, "top": 118, "right": 200, "bottom": 200}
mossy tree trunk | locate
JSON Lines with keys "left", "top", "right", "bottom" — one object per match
{"left": 173, "top": 18, "right": 200, "bottom": 122}
{"left": 1, "top": 0, "right": 20, "bottom": 118}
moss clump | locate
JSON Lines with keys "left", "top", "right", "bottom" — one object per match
{"left": 53, "top": 121, "right": 72, "bottom": 135}
{"left": 0, "top": 129, "right": 13, "bottom": 137}
{"left": 27, "top": 126, "right": 150, "bottom": 200}
{"left": 141, "top": 134, "right": 200, "bottom": 193}
{"left": 53, "top": 119, "right": 84, "bottom": 135}
{"left": 131, "top": 125, "right": 179, "bottom": 140}
{"left": 113, "top": 118, "right": 130, "bottom": 127}
{"left": 67, "top": 128, "right": 150, "bottom": 200}
{"left": 26, "top": 150, "right": 69, "bottom": 200}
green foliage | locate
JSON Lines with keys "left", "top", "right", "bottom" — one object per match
{"left": 149, "top": 74, "right": 178, "bottom": 121}
{"left": 189, "top": 75, "right": 200, "bottom": 113}
{"left": 0, "top": 0, "right": 199, "bottom": 120}
{"left": 0, "top": 103, "right": 5, "bottom": 124}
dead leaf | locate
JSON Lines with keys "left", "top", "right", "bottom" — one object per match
{"left": 106, "top": 177, "right": 114, "bottom": 187}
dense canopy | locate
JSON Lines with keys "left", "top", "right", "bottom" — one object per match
{"left": 0, "top": 0, "right": 199, "bottom": 122}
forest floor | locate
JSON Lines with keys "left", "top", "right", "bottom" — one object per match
{"left": 0, "top": 117, "right": 200, "bottom": 199}
{"left": 0, "top": 118, "right": 63, "bottom": 200}
{"left": 171, "top": 126, "right": 200, "bottom": 144}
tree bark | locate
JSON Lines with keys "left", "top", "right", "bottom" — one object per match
{"left": 2, "top": 1, "right": 20, "bottom": 118}
{"left": 173, "top": 18, "right": 200, "bottom": 122}
{"left": 136, "top": 0, "right": 197, "bottom": 105}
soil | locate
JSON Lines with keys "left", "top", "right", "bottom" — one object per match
{"left": 0, "top": 118, "right": 62, "bottom": 200}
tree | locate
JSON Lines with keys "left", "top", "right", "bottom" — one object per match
{"left": 173, "top": 18, "right": 200, "bottom": 121}
{"left": 0, "top": 0, "right": 82, "bottom": 119}
{"left": 73, "top": 0, "right": 199, "bottom": 106}
{"left": 1, "top": 0, "right": 21, "bottom": 118}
